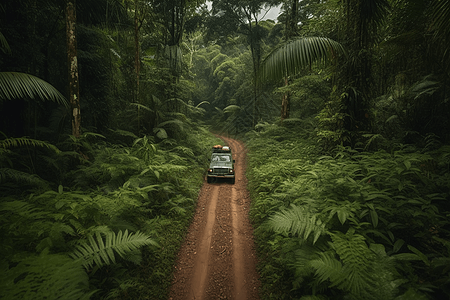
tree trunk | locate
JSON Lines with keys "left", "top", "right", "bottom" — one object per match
{"left": 134, "top": 0, "right": 141, "bottom": 133}
{"left": 66, "top": 0, "right": 81, "bottom": 138}
{"left": 250, "top": 21, "right": 262, "bottom": 127}
{"left": 281, "top": 0, "right": 298, "bottom": 122}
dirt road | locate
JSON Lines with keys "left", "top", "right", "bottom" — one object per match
{"left": 168, "top": 137, "right": 260, "bottom": 300}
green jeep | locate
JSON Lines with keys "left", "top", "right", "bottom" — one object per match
{"left": 207, "top": 145, "right": 235, "bottom": 184}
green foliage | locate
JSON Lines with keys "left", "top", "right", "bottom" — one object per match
{"left": 247, "top": 123, "right": 450, "bottom": 299}
{"left": 0, "top": 121, "right": 219, "bottom": 298}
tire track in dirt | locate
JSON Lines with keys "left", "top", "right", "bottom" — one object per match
{"left": 169, "top": 137, "right": 259, "bottom": 300}
{"left": 231, "top": 186, "right": 246, "bottom": 300}
{"left": 189, "top": 186, "right": 219, "bottom": 300}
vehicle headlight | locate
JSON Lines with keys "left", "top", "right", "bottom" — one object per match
{"left": 208, "top": 169, "right": 213, "bottom": 173}
{"left": 229, "top": 169, "right": 234, "bottom": 173}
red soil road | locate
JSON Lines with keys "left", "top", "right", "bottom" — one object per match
{"left": 168, "top": 137, "right": 260, "bottom": 300}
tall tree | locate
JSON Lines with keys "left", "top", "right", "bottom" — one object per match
{"left": 66, "top": 0, "right": 81, "bottom": 138}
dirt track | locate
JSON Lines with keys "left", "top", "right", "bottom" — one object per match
{"left": 168, "top": 137, "right": 260, "bottom": 300}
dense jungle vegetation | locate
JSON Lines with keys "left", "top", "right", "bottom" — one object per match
{"left": 0, "top": 0, "right": 449, "bottom": 299}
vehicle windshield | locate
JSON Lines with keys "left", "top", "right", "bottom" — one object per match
{"left": 211, "top": 155, "right": 231, "bottom": 162}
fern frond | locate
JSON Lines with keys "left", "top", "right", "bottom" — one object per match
{"left": 268, "top": 204, "right": 326, "bottom": 244}
{"left": 0, "top": 252, "right": 96, "bottom": 300}
{"left": 0, "top": 168, "right": 47, "bottom": 186}
{"left": 0, "top": 137, "right": 60, "bottom": 153}
{"left": 309, "top": 251, "right": 343, "bottom": 284}
{"left": 328, "top": 230, "right": 394, "bottom": 299}
{"left": 70, "top": 230, "right": 158, "bottom": 269}
{"left": 0, "top": 200, "right": 47, "bottom": 220}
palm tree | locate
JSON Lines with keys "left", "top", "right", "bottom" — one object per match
{"left": 260, "top": 36, "right": 345, "bottom": 120}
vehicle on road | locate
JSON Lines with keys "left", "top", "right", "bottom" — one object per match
{"left": 207, "top": 145, "right": 235, "bottom": 184}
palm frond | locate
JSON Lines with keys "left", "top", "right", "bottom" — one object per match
{"left": 268, "top": 204, "right": 326, "bottom": 244}
{"left": 70, "top": 230, "right": 158, "bottom": 269}
{"left": 0, "top": 72, "right": 67, "bottom": 107}
{"left": 260, "top": 37, "right": 345, "bottom": 82}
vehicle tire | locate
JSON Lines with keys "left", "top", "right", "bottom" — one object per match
{"left": 231, "top": 178, "right": 235, "bottom": 184}
{"left": 207, "top": 177, "right": 212, "bottom": 183}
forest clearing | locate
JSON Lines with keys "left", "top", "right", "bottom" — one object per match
{"left": 1, "top": 0, "right": 450, "bottom": 299}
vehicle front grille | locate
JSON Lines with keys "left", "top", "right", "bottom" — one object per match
{"left": 213, "top": 168, "right": 229, "bottom": 174}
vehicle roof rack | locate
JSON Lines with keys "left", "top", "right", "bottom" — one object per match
{"left": 212, "top": 145, "right": 231, "bottom": 153}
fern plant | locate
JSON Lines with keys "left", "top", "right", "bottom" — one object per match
{"left": 70, "top": 229, "right": 158, "bottom": 269}
{"left": 268, "top": 204, "right": 326, "bottom": 244}
{"left": 308, "top": 230, "right": 396, "bottom": 300}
